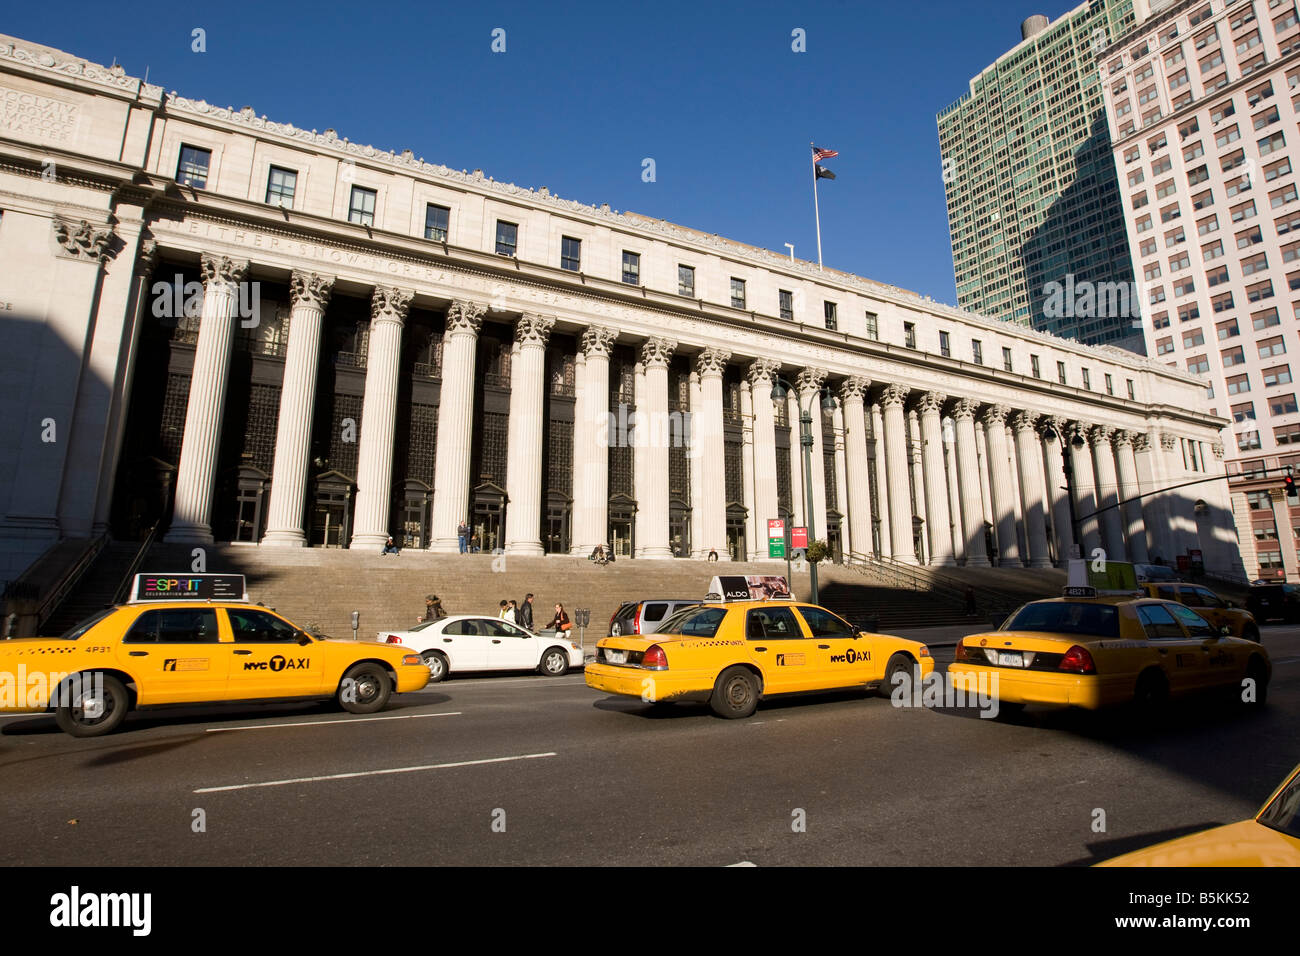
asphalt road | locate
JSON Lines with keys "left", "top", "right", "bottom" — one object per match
{"left": 2, "top": 627, "right": 1297, "bottom": 867}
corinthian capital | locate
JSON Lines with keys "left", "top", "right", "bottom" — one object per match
{"left": 1011, "top": 411, "right": 1041, "bottom": 434}
{"left": 839, "top": 376, "right": 872, "bottom": 404}
{"left": 879, "top": 383, "right": 909, "bottom": 408}
{"left": 199, "top": 252, "right": 249, "bottom": 289}
{"left": 1113, "top": 429, "right": 1135, "bottom": 448}
{"left": 1039, "top": 415, "right": 1069, "bottom": 440}
{"left": 916, "top": 391, "right": 947, "bottom": 415}
{"left": 371, "top": 286, "right": 414, "bottom": 326}
{"left": 1160, "top": 433, "right": 1177, "bottom": 451}
{"left": 515, "top": 313, "right": 556, "bottom": 348}
{"left": 640, "top": 337, "right": 677, "bottom": 368}
{"left": 1132, "top": 432, "right": 1153, "bottom": 453}
{"left": 746, "top": 358, "right": 780, "bottom": 386}
{"left": 981, "top": 404, "right": 1010, "bottom": 426}
{"left": 446, "top": 299, "right": 486, "bottom": 336}
{"left": 52, "top": 215, "right": 116, "bottom": 262}
{"left": 695, "top": 347, "right": 731, "bottom": 378}
{"left": 797, "top": 368, "right": 829, "bottom": 393}
{"left": 1090, "top": 425, "right": 1117, "bottom": 447}
{"left": 581, "top": 325, "right": 618, "bottom": 358}
{"left": 949, "top": 397, "right": 978, "bottom": 421}
{"left": 290, "top": 271, "right": 335, "bottom": 311}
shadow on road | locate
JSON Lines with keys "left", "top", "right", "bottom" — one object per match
{"left": 1063, "top": 823, "right": 1228, "bottom": 867}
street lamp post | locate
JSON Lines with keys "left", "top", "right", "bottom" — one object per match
{"left": 1044, "top": 423, "right": 1083, "bottom": 561}
{"left": 771, "top": 375, "right": 837, "bottom": 604}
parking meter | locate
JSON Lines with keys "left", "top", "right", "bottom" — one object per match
{"left": 350, "top": 610, "right": 360, "bottom": 641}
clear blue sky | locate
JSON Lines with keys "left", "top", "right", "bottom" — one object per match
{"left": 7, "top": 0, "right": 1085, "bottom": 305}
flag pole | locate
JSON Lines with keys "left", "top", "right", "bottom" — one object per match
{"left": 811, "top": 142, "right": 824, "bottom": 271}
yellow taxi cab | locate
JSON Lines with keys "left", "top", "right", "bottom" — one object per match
{"left": 949, "top": 562, "right": 1271, "bottom": 714}
{"left": 0, "top": 574, "right": 430, "bottom": 736}
{"left": 1098, "top": 764, "right": 1300, "bottom": 866}
{"left": 1138, "top": 581, "right": 1260, "bottom": 643}
{"left": 585, "top": 575, "right": 935, "bottom": 718}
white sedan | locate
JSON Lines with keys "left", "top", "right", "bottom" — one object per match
{"left": 379, "top": 615, "right": 583, "bottom": 682}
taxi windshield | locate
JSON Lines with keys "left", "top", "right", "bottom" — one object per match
{"left": 1004, "top": 601, "right": 1120, "bottom": 638}
{"left": 1258, "top": 770, "right": 1300, "bottom": 839}
{"left": 58, "top": 607, "right": 116, "bottom": 640}
{"left": 655, "top": 606, "right": 728, "bottom": 638}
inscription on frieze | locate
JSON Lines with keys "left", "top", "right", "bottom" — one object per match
{"left": 0, "top": 86, "right": 80, "bottom": 144}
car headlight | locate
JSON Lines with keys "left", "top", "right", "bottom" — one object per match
{"left": 401, "top": 654, "right": 423, "bottom": 666}
{"left": 918, "top": 645, "right": 931, "bottom": 658}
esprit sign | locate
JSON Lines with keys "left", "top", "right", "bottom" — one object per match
{"left": 131, "top": 574, "right": 246, "bottom": 603}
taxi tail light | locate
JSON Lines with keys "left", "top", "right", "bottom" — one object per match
{"left": 642, "top": 645, "right": 668, "bottom": 670}
{"left": 1059, "top": 645, "right": 1097, "bottom": 675}
{"left": 385, "top": 634, "right": 402, "bottom": 644}
{"left": 954, "top": 642, "right": 973, "bottom": 662}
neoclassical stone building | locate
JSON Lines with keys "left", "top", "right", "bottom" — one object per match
{"left": 0, "top": 33, "right": 1244, "bottom": 587}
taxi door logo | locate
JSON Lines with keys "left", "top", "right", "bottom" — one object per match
{"left": 775, "top": 653, "right": 806, "bottom": 667}
{"left": 243, "top": 655, "right": 310, "bottom": 672}
{"left": 829, "top": 648, "right": 871, "bottom": 664}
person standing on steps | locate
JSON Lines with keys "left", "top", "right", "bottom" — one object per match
{"left": 519, "top": 593, "right": 535, "bottom": 631}
{"left": 457, "top": 520, "right": 470, "bottom": 554}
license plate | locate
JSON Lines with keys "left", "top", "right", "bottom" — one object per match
{"left": 605, "top": 649, "right": 627, "bottom": 665}
{"left": 997, "top": 652, "right": 1024, "bottom": 668}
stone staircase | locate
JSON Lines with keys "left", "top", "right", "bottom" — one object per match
{"left": 41, "top": 541, "right": 145, "bottom": 635}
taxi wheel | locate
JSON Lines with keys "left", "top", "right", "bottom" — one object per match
{"left": 881, "top": 653, "right": 919, "bottom": 699}
{"left": 54, "top": 673, "right": 129, "bottom": 737}
{"left": 1133, "top": 669, "right": 1169, "bottom": 712}
{"left": 339, "top": 663, "right": 392, "bottom": 714}
{"left": 710, "top": 667, "right": 759, "bottom": 719}
{"left": 538, "top": 648, "right": 569, "bottom": 676}
{"left": 422, "top": 650, "right": 448, "bottom": 683}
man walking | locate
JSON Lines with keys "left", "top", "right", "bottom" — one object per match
{"left": 457, "top": 520, "right": 470, "bottom": 554}
{"left": 519, "top": 593, "right": 535, "bottom": 631}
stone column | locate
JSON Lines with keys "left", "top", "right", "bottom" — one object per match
{"left": 1091, "top": 426, "right": 1127, "bottom": 561}
{"left": 951, "top": 397, "right": 990, "bottom": 566}
{"left": 634, "top": 360, "right": 647, "bottom": 555}
{"left": 917, "top": 391, "right": 955, "bottom": 566}
{"left": 787, "top": 388, "right": 805, "bottom": 529}
{"left": 571, "top": 326, "right": 617, "bottom": 554}
{"left": 1040, "top": 416, "right": 1075, "bottom": 563}
{"left": 1133, "top": 432, "right": 1170, "bottom": 562}
{"left": 350, "top": 286, "right": 413, "bottom": 550}
{"left": 880, "top": 384, "right": 916, "bottom": 564}
{"left": 428, "top": 299, "right": 485, "bottom": 552}
{"left": 263, "top": 271, "right": 335, "bottom": 547}
{"left": 838, "top": 378, "right": 873, "bottom": 562}
{"left": 748, "top": 359, "right": 781, "bottom": 559}
{"left": 1012, "top": 412, "right": 1052, "bottom": 568}
{"left": 871, "top": 402, "right": 891, "bottom": 559}
{"left": 1071, "top": 423, "right": 1103, "bottom": 558}
{"left": 1115, "top": 430, "right": 1150, "bottom": 563}
{"left": 981, "top": 405, "right": 1021, "bottom": 566}
{"left": 568, "top": 351, "right": 588, "bottom": 555}
{"left": 740, "top": 379, "right": 758, "bottom": 560}
{"left": 797, "top": 369, "right": 830, "bottom": 540}
{"left": 637, "top": 337, "right": 677, "bottom": 559}
{"left": 833, "top": 402, "right": 851, "bottom": 559}
{"left": 166, "top": 254, "right": 249, "bottom": 544}
{"left": 908, "top": 409, "right": 927, "bottom": 564}
{"left": 504, "top": 314, "right": 555, "bottom": 555}
{"left": 687, "top": 370, "right": 703, "bottom": 557}
{"left": 696, "top": 348, "right": 731, "bottom": 558}
{"left": 943, "top": 416, "right": 965, "bottom": 563}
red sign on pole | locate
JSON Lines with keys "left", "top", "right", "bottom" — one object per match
{"left": 791, "top": 527, "right": 809, "bottom": 550}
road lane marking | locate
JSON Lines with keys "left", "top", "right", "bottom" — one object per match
{"left": 204, "top": 712, "right": 462, "bottom": 733}
{"left": 1273, "top": 656, "right": 1300, "bottom": 666}
{"left": 414, "top": 675, "right": 585, "bottom": 689}
{"left": 194, "top": 752, "right": 558, "bottom": 793}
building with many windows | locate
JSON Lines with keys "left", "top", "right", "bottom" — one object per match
{"left": 0, "top": 32, "right": 1244, "bottom": 593}
{"left": 938, "top": 1, "right": 1156, "bottom": 348}
{"left": 1102, "top": 0, "right": 1300, "bottom": 579}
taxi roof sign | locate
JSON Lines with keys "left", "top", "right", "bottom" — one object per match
{"left": 706, "top": 575, "right": 792, "bottom": 603}
{"left": 130, "top": 574, "right": 248, "bottom": 604}
{"left": 1065, "top": 559, "right": 1140, "bottom": 598}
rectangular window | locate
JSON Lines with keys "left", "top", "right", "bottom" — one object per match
{"left": 176, "top": 144, "right": 211, "bottom": 188}
{"left": 1227, "top": 373, "right": 1251, "bottom": 394}
{"left": 1222, "top": 345, "right": 1247, "bottom": 366}
{"left": 1057, "top": 361, "right": 1067, "bottom": 385}
{"left": 1003, "top": 347, "right": 1013, "bottom": 372}
{"left": 1179, "top": 303, "right": 1201, "bottom": 323}
{"left": 1254, "top": 307, "right": 1281, "bottom": 330}
{"left": 1031, "top": 355, "right": 1041, "bottom": 379}
{"left": 266, "top": 166, "right": 297, "bottom": 208}
{"left": 823, "top": 300, "right": 838, "bottom": 331}
{"left": 1271, "top": 394, "right": 1299, "bottom": 415}
{"left": 678, "top": 264, "right": 695, "bottom": 297}
{"left": 904, "top": 322, "right": 916, "bottom": 349}
{"left": 348, "top": 185, "right": 376, "bottom": 226}
{"left": 1260, "top": 131, "right": 1287, "bottom": 156}
{"left": 622, "top": 250, "right": 640, "bottom": 285}
{"left": 1187, "top": 355, "right": 1211, "bottom": 374}
{"left": 495, "top": 220, "right": 518, "bottom": 256}
{"left": 1217, "top": 318, "right": 1240, "bottom": 339}
{"left": 939, "top": 330, "right": 951, "bottom": 358}
{"left": 1081, "top": 368, "right": 1091, "bottom": 390}
{"left": 1264, "top": 365, "right": 1293, "bottom": 387}
{"left": 972, "top": 340, "right": 983, "bottom": 365}
{"left": 1184, "top": 329, "right": 1206, "bottom": 348}
{"left": 1157, "top": 336, "right": 1176, "bottom": 355}
{"left": 1104, "top": 372, "right": 1114, "bottom": 395}
{"left": 1127, "top": 379, "right": 1136, "bottom": 400}
{"left": 560, "top": 236, "right": 581, "bottom": 272}
{"left": 731, "top": 278, "right": 747, "bottom": 310}
{"left": 423, "top": 203, "right": 450, "bottom": 241}
{"left": 864, "top": 310, "right": 878, "bottom": 340}
{"left": 779, "top": 290, "right": 794, "bottom": 320}
{"left": 1259, "top": 336, "right": 1288, "bottom": 359}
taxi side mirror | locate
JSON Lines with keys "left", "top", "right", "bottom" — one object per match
{"left": 298, "top": 632, "right": 314, "bottom": 646}
{"left": 1218, "top": 625, "right": 1232, "bottom": 637}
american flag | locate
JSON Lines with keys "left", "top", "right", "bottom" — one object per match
{"left": 812, "top": 146, "right": 839, "bottom": 162}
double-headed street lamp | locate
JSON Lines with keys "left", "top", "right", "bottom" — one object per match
{"left": 1042, "top": 421, "right": 1085, "bottom": 561}
{"left": 770, "top": 375, "right": 837, "bottom": 604}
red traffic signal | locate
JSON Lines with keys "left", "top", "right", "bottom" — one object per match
{"left": 1286, "top": 474, "right": 1298, "bottom": 500}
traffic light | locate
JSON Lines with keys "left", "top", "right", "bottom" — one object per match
{"left": 1286, "top": 473, "right": 1298, "bottom": 501}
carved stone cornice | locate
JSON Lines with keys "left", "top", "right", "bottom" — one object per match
{"left": 980, "top": 404, "right": 1010, "bottom": 427}
{"left": 916, "top": 391, "right": 947, "bottom": 415}
{"left": 0, "top": 38, "right": 162, "bottom": 96}
{"left": 369, "top": 286, "right": 413, "bottom": 326}
{"left": 52, "top": 215, "right": 115, "bottom": 262}
{"left": 290, "top": 271, "right": 335, "bottom": 311}
{"left": 199, "top": 252, "right": 249, "bottom": 289}
{"left": 797, "top": 368, "right": 829, "bottom": 393}
{"left": 446, "top": 298, "right": 485, "bottom": 336}
{"left": 949, "top": 397, "right": 979, "bottom": 422}
{"left": 1011, "top": 411, "right": 1041, "bottom": 434}
{"left": 581, "top": 325, "right": 618, "bottom": 358}
{"left": 640, "top": 337, "right": 677, "bottom": 368}
{"left": 695, "top": 347, "right": 731, "bottom": 378}
{"left": 515, "top": 313, "right": 556, "bottom": 348}
{"left": 879, "top": 383, "right": 909, "bottom": 409}
{"left": 746, "top": 358, "right": 780, "bottom": 385}
{"left": 839, "top": 376, "right": 871, "bottom": 404}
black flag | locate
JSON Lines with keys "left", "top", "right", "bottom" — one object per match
{"left": 815, "top": 164, "right": 837, "bottom": 180}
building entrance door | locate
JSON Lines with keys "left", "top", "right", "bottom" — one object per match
{"left": 545, "top": 500, "right": 570, "bottom": 554}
